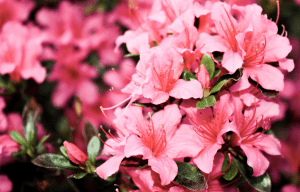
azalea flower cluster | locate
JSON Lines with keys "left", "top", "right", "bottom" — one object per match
{"left": 94, "top": 0, "right": 293, "bottom": 191}
{"left": 0, "top": 0, "right": 298, "bottom": 191}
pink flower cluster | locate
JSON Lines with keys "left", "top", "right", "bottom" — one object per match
{"left": 95, "top": 0, "right": 293, "bottom": 191}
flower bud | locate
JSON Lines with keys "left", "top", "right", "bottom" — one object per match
{"left": 197, "top": 64, "right": 210, "bottom": 89}
{"left": 63, "top": 141, "right": 88, "bottom": 167}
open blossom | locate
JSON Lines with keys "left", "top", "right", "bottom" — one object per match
{"left": 0, "top": 22, "right": 46, "bottom": 83}
{"left": 230, "top": 96, "right": 281, "bottom": 176}
{"left": 180, "top": 92, "right": 234, "bottom": 173}
{"left": 197, "top": 2, "right": 293, "bottom": 92}
{"left": 48, "top": 62, "right": 98, "bottom": 107}
{"left": 0, "top": 0, "right": 34, "bottom": 30}
{"left": 142, "top": 47, "right": 203, "bottom": 104}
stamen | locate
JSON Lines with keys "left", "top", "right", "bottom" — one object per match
{"left": 276, "top": 0, "right": 280, "bottom": 24}
{"left": 114, "top": 184, "right": 132, "bottom": 191}
{"left": 100, "top": 97, "right": 131, "bottom": 111}
{"left": 98, "top": 133, "right": 112, "bottom": 148}
{"left": 112, "top": 68, "right": 141, "bottom": 86}
{"left": 100, "top": 106, "right": 126, "bottom": 137}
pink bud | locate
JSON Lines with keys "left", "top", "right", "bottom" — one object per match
{"left": 63, "top": 141, "right": 88, "bottom": 167}
{"left": 197, "top": 64, "right": 210, "bottom": 88}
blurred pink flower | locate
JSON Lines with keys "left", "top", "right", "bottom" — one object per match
{"left": 48, "top": 62, "right": 98, "bottom": 107}
{"left": 0, "top": 22, "right": 46, "bottom": 83}
{"left": 0, "top": 134, "right": 19, "bottom": 166}
{"left": 0, "top": 0, "right": 33, "bottom": 30}
{"left": 0, "top": 174, "right": 13, "bottom": 192}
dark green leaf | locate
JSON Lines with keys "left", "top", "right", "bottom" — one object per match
{"left": 32, "top": 154, "right": 82, "bottom": 171}
{"left": 174, "top": 161, "right": 207, "bottom": 191}
{"left": 24, "top": 112, "right": 37, "bottom": 147}
{"left": 201, "top": 53, "right": 215, "bottom": 79}
{"left": 36, "top": 134, "right": 50, "bottom": 151}
{"left": 183, "top": 71, "right": 197, "bottom": 81}
{"left": 213, "top": 69, "right": 221, "bottom": 78}
{"left": 72, "top": 172, "right": 88, "bottom": 179}
{"left": 85, "top": 161, "right": 96, "bottom": 174}
{"left": 210, "top": 68, "right": 243, "bottom": 95}
{"left": 124, "top": 53, "right": 140, "bottom": 58}
{"left": 132, "top": 103, "right": 148, "bottom": 108}
{"left": 87, "top": 136, "right": 100, "bottom": 165}
{"left": 233, "top": 156, "right": 271, "bottom": 192}
{"left": 221, "top": 154, "right": 238, "bottom": 181}
{"left": 10, "top": 131, "right": 29, "bottom": 148}
{"left": 60, "top": 146, "right": 69, "bottom": 158}
{"left": 83, "top": 121, "right": 98, "bottom": 147}
{"left": 248, "top": 78, "right": 279, "bottom": 98}
{"left": 196, "top": 95, "right": 217, "bottom": 110}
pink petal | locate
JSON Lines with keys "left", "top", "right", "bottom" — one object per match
{"left": 197, "top": 33, "right": 228, "bottom": 53}
{"left": 148, "top": 156, "right": 178, "bottom": 185}
{"left": 193, "top": 143, "right": 222, "bottom": 173}
{"left": 20, "top": 63, "right": 47, "bottom": 83}
{"left": 264, "top": 34, "right": 292, "bottom": 62}
{"left": 0, "top": 63, "right": 16, "bottom": 74}
{"left": 222, "top": 50, "right": 243, "bottom": 73}
{"left": 169, "top": 79, "right": 203, "bottom": 99}
{"left": 143, "top": 83, "right": 170, "bottom": 104}
{"left": 124, "top": 134, "right": 152, "bottom": 159}
{"left": 247, "top": 64, "right": 284, "bottom": 91}
{"left": 0, "top": 174, "right": 13, "bottom": 192}
{"left": 230, "top": 71, "right": 252, "bottom": 92}
{"left": 96, "top": 154, "right": 124, "bottom": 180}
{"left": 152, "top": 104, "right": 182, "bottom": 140}
{"left": 279, "top": 58, "right": 295, "bottom": 72}
{"left": 240, "top": 144, "right": 269, "bottom": 177}
{"left": 254, "top": 134, "right": 281, "bottom": 156}
{"left": 165, "top": 124, "right": 203, "bottom": 158}
{"left": 52, "top": 82, "right": 75, "bottom": 107}
{"left": 76, "top": 80, "right": 98, "bottom": 104}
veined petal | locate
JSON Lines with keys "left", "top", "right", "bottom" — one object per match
{"left": 124, "top": 134, "right": 152, "bottom": 159}
{"left": 148, "top": 156, "right": 178, "bottom": 185}
{"left": 240, "top": 144, "right": 269, "bottom": 177}
{"left": 169, "top": 79, "right": 203, "bottom": 99}
{"left": 193, "top": 143, "right": 222, "bottom": 173}
{"left": 96, "top": 154, "right": 125, "bottom": 180}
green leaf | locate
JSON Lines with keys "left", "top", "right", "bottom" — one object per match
{"left": 201, "top": 53, "right": 215, "bottom": 79}
{"left": 10, "top": 131, "right": 29, "bottom": 148}
{"left": 221, "top": 154, "right": 238, "bottom": 181}
{"left": 233, "top": 156, "right": 271, "bottom": 192}
{"left": 60, "top": 146, "right": 69, "bottom": 158}
{"left": 87, "top": 136, "right": 101, "bottom": 165}
{"left": 132, "top": 103, "right": 148, "bottom": 108}
{"left": 174, "top": 161, "right": 207, "bottom": 191}
{"left": 124, "top": 53, "right": 140, "bottom": 58}
{"left": 85, "top": 160, "right": 96, "bottom": 174}
{"left": 210, "top": 68, "right": 243, "bottom": 95}
{"left": 196, "top": 95, "right": 217, "bottom": 110}
{"left": 183, "top": 71, "right": 197, "bottom": 81}
{"left": 36, "top": 134, "right": 50, "bottom": 151}
{"left": 23, "top": 112, "right": 37, "bottom": 147}
{"left": 213, "top": 69, "right": 221, "bottom": 78}
{"left": 72, "top": 172, "right": 88, "bottom": 179}
{"left": 32, "top": 154, "right": 82, "bottom": 171}
{"left": 248, "top": 78, "right": 279, "bottom": 98}
{"left": 83, "top": 121, "right": 98, "bottom": 147}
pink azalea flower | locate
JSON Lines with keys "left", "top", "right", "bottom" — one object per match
{"left": 230, "top": 96, "right": 281, "bottom": 176}
{"left": 48, "top": 62, "right": 98, "bottom": 107}
{"left": 0, "top": 0, "right": 34, "bottom": 30}
{"left": 282, "top": 185, "right": 300, "bottom": 192}
{"left": 63, "top": 141, "right": 89, "bottom": 168}
{"left": 123, "top": 104, "right": 197, "bottom": 185}
{"left": 197, "top": 2, "right": 293, "bottom": 92}
{"left": 0, "top": 98, "right": 8, "bottom": 133}
{"left": 0, "top": 22, "right": 46, "bottom": 83}
{"left": 0, "top": 134, "right": 19, "bottom": 166}
{"left": 142, "top": 47, "right": 203, "bottom": 104}
{"left": 180, "top": 92, "right": 234, "bottom": 173}
{"left": 0, "top": 174, "right": 13, "bottom": 192}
